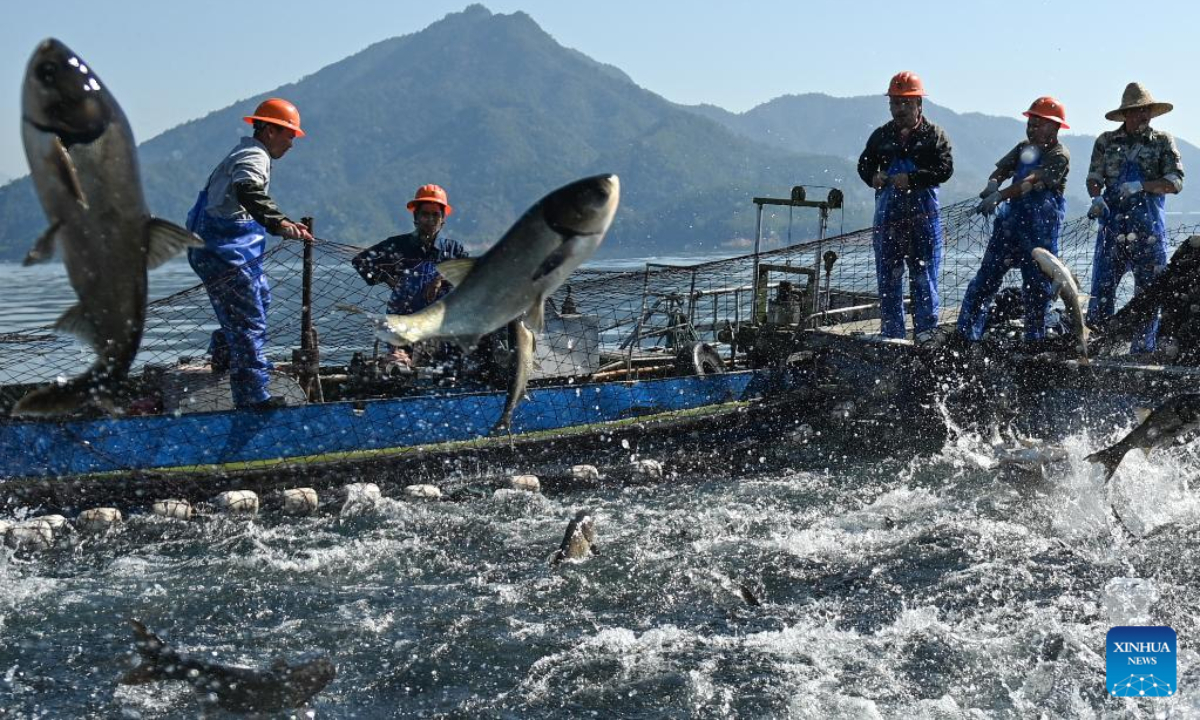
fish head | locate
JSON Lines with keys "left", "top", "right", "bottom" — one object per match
{"left": 532, "top": 175, "right": 620, "bottom": 281}
{"left": 23, "top": 39, "right": 114, "bottom": 146}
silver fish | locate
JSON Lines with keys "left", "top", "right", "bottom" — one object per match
{"left": 15, "top": 39, "right": 198, "bottom": 416}
{"left": 1087, "top": 393, "right": 1200, "bottom": 482}
{"left": 364, "top": 175, "right": 619, "bottom": 348}
{"left": 491, "top": 318, "right": 536, "bottom": 435}
{"left": 551, "top": 509, "right": 597, "bottom": 565}
{"left": 1031, "top": 248, "right": 1089, "bottom": 364}
{"left": 121, "top": 619, "right": 336, "bottom": 713}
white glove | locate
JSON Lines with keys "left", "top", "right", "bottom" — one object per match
{"left": 1118, "top": 180, "right": 1144, "bottom": 199}
{"left": 977, "top": 191, "right": 1002, "bottom": 216}
{"left": 979, "top": 179, "right": 1000, "bottom": 199}
{"left": 1087, "top": 196, "right": 1108, "bottom": 220}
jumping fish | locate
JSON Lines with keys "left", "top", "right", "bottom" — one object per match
{"left": 1086, "top": 393, "right": 1200, "bottom": 482}
{"left": 1030, "top": 247, "right": 1089, "bottom": 364}
{"left": 360, "top": 175, "right": 619, "bottom": 349}
{"left": 492, "top": 318, "right": 536, "bottom": 434}
{"left": 121, "top": 619, "right": 336, "bottom": 713}
{"left": 551, "top": 509, "right": 598, "bottom": 565}
{"left": 15, "top": 39, "right": 198, "bottom": 415}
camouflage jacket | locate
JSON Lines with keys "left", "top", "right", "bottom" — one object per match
{"left": 1087, "top": 127, "right": 1184, "bottom": 189}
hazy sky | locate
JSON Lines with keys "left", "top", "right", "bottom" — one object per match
{"left": 2, "top": 0, "right": 1198, "bottom": 180}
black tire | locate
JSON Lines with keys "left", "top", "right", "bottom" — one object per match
{"left": 675, "top": 342, "right": 726, "bottom": 375}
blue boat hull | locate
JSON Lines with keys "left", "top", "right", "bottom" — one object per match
{"left": 1, "top": 369, "right": 783, "bottom": 480}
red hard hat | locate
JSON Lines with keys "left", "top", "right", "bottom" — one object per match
{"left": 243, "top": 98, "right": 305, "bottom": 137}
{"left": 1023, "top": 96, "right": 1069, "bottom": 129}
{"left": 407, "top": 184, "right": 453, "bottom": 216}
{"left": 887, "top": 71, "right": 927, "bottom": 98}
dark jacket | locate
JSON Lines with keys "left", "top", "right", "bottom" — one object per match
{"left": 351, "top": 232, "right": 468, "bottom": 287}
{"left": 857, "top": 119, "right": 954, "bottom": 190}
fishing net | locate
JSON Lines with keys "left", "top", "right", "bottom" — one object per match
{"left": 1, "top": 196, "right": 1197, "bottom": 482}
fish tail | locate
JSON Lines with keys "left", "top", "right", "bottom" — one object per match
{"left": 121, "top": 619, "right": 168, "bottom": 685}
{"left": 490, "top": 415, "right": 513, "bottom": 437}
{"left": 11, "top": 374, "right": 113, "bottom": 417}
{"left": 1085, "top": 445, "right": 1126, "bottom": 482}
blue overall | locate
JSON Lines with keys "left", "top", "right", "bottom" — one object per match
{"left": 1087, "top": 158, "right": 1167, "bottom": 352}
{"left": 185, "top": 190, "right": 273, "bottom": 408}
{"left": 957, "top": 152, "right": 1066, "bottom": 341}
{"left": 872, "top": 157, "right": 943, "bottom": 339}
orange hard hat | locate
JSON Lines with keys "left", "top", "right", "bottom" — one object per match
{"left": 1023, "top": 96, "right": 1069, "bottom": 129}
{"left": 243, "top": 98, "right": 305, "bottom": 137}
{"left": 886, "top": 71, "right": 927, "bottom": 98}
{"left": 406, "top": 184, "right": 453, "bottom": 216}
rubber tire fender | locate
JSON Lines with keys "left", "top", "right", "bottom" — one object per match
{"left": 675, "top": 342, "right": 726, "bottom": 375}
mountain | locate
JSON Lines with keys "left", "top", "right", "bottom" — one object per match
{"left": 0, "top": 6, "right": 874, "bottom": 262}
{"left": 688, "top": 92, "right": 1200, "bottom": 217}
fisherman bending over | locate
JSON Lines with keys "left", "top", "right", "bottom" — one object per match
{"left": 352, "top": 184, "right": 468, "bottom": 367}
{"left": 1085, "top": 83, "right": 1184, "bottom": 353}
{"left": 1094, "top": 235, "right": 1200, "bottom": 364}
{"left": 956, "top": 97, "right": 1070, "bottom": 347}
{"left": 186, "top": 98, "right": 313, "bottom": 410}
{"left": 857, "top": 71, "right": 954, "bottom": 344}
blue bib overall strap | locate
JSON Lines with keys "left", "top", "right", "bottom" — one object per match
{"left": 1087, "top": 156, "right": 1167, "bottom": 352}
{"left": 958, "top": 151, "right": 1066, "bottom": 341}
{"left": 386, "top": 260, "right": 452, "bottom": 315}
{"left": 186, "top": 189, "right": 274, "bottom": 408}
{"left": 871, "top": 157, "right": 943, "bottom": 339}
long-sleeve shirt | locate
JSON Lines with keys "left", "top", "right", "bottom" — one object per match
{"left": 857, "top": 119, "right": 954, "bottom": 190}
{"left": 995, "top": 141, "right": 1070, "bottom": 194}
{"left": 201, "top": 136, "right": 288, "bottom": 233}
{"left": 351, "top": 232, "right": 469, "bottom": 287}
{"left": 1087, "top": 126, "right": 1184, "bottom": 190}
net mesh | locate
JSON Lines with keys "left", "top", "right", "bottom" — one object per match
{"left": 1, "top": 197, "right": 1197, "bottom": 480}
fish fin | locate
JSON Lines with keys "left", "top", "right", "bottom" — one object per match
{"left": 120, "top": 619, "right": 166, "bottom": 684}
{"left": 1084, "top": 446, "right": 1125, "bottom": 483}
{"left": 527, "top": 296, "right": 547, "bottom": 334}
{"left": 532, "top": 245, "right": 571, "bottom": 282}
{"left": 145, "top": 218, "right": 202, "bottom": 270}
{"left": 550, "top": 550, "right": 565, "bottom": 566}
{"left": 1134, "top": 407, "right": 1153, "bottom": 423}
{"left": 435, "top": 258, "right": 475, "bottom": 287}
{"left": 50, "top": 136, "right": 88, "bottom": 209}
{"left": 53, "top": 303, "right": 100, "bottom": 347}
{"left": 22, "top": 221, "right": 61, "bottom": 265}
{"left": 738, "top": 583, "right": 762, "bottom": 607}
{"left": 1049, "top": 279, "right": 1064, "bottom": 299}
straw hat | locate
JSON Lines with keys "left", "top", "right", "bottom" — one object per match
{"left": 1105, "top": 82, "right": 1173, "bottom": 122}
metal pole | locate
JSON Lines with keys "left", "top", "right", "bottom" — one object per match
{"left": 294, "top": 217, "right": 323, "bottom": 403}
{"left": 811, "top": 206, "right": 829, "bottom": 321}
{"left": 752, "top": 203, "right": 764, "bottom": 319}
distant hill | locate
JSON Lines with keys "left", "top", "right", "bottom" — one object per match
{"left": 687, "top": 92, "right": 1200, "bottom": 218}
{"left": 0, "top": 5, "right": 873, "bottom": 262}
{"left": 5, "top": 9, "right": 1196, "bottom": 265}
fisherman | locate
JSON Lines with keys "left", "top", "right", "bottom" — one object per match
{"left": 186, "top": 98, "right": 313, "bottom": 410}
{"left": 351, "top": 184, "right": 468, "bottom": 367}
{"left": 1085, "top": 82, "right": 1184, "bottom": 354}
{"left": 957, "top": 97, "right": 1070, "bottom": 346}
{"left": 857, "top": 71, "right": 954, "bottom": 343}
